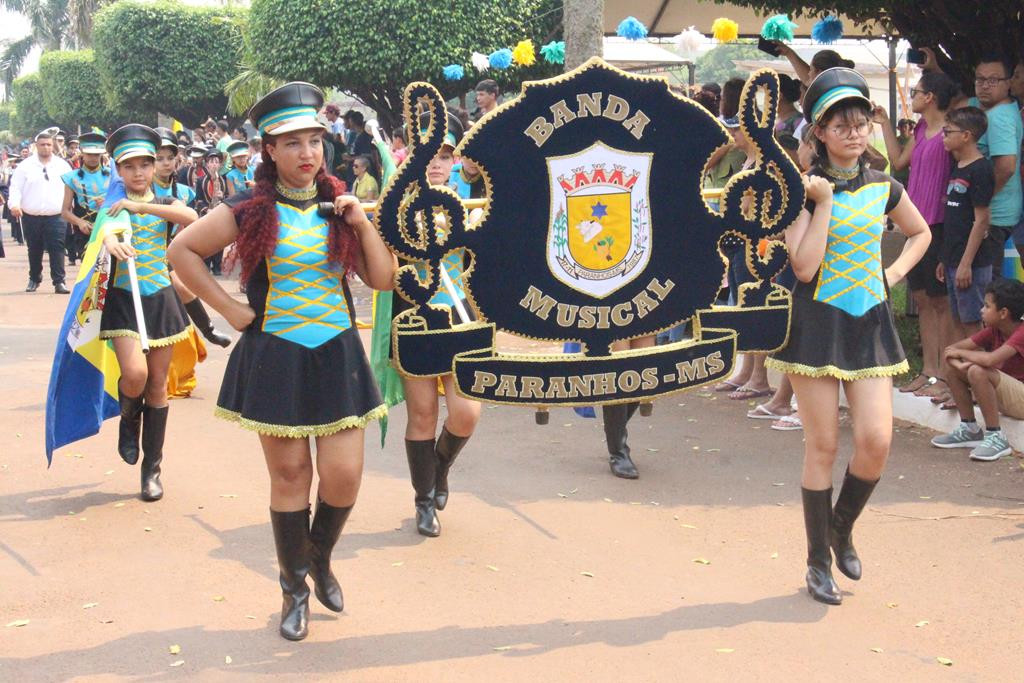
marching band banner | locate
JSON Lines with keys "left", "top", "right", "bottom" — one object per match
{"left": 375, "top": 57, "right": 805, "bottom": 407}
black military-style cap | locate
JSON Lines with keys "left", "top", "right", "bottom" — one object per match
{"left": 249, "top": 82, "right": 327, "bottom": 136}
{"left": 154, "top": 127, "right": 178, "bottom": 150}
{"left": 77, "top": 132, "right": 107, "bottom": 155}
{"left": 226, "top": 140, "right": 249, "bottom": 157}
{"left": 106, "top": 124, "right": 162, "bottom": 163}
{"left": 802, "top": 67, "right": 872, "bottom": 123}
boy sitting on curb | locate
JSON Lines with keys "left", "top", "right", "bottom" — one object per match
{"left": 932, "top": 279, "right": 1024, "bottom": 460}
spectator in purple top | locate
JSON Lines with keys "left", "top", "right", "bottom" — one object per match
{"left": 875, "top": 71, "right": 960, "bottom": 398}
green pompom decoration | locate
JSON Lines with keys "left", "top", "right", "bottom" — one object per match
{"left": 541, "top": 40, "right": 565, "bottom": 65}
{"left": 760, "top": 14, "right": 797, "bottom": 42}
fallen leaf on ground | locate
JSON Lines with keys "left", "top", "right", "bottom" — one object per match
{"left": 212, "top": 596, "right": 225, "bottom": 602}
{"left": 569, "top": 488, "right": 578, "bottom": 494}
{"left": 225, "top": 656, "right": 232, "bottom": 664}
{"left": 707, "top": 448, "right": 720, "bottom": 453}
{"left": 143, "top": 527, "right": 152, "bottom": 532}
{"left": 770, "top": 552, "right": 778, "bottom": 559}
{"left": 681, "top": 523, "right": 697, "bottom": 529}
{"left": 919, "top": 496, "right": 931, "bottom": 500}
{"left": 99, "top": 618, "right": 114, "bottom": 624}
{"left": 692, "top": 446, "right": 700, "bottom": 451}
{"left": 486, "top": 565, "right": 499, "bottom": 572}
{"left": 169, "top": 644, "right": 181, "bottom": 655}
{"left": 170, "top": 660, "right": 184, "bottom": 667}
{"left": 6, "top": 620, "right": 29, "bottom": 628}
{"left": 692, "top": 558, "right": 711, "bottom": 565}
{"left": 715, "top": 648, "right": 734, "bottom": 653}
{"left": 219, "top": 494, "right": 238, "bottom": 499}
{"left": 105, "top": 470, "right": 114, "bottom": 475}
{"left": 687, "top": 418, "right": 698, "bottom": 422}
{"left": 580, "top": 571, "right": 594, "bottom": 577}
{"left": 113, "top": 502, "right": 125, "bottom": 508}
{"left": 245, "top": 615, "right": 256, "bottom": 620}
{"left": 82, "top": 603, "right": 98, "bottom": 609}
{"left": 391, "top": 562, "right": 404, "bottom": 567}
{"left": 562, "top": 423, "right": 572, "bottom": 427}
{"left": 886, "top": 602, "right": 898, "bottom": 609}
{"left": 603, "top": 497, "right": 613, "bottom": 503}
{"left": 870, "top": 647, "right": 883, "bottom": 653}
{"left": 557, "top": 493, "right": 567, "bottom": 498}
{"left": 915, "top": 620, "right": 929, "bottom": 628}
{"left": 646, "top": 448, "right": 659, "bottom": 452}
{"left": 772, "top": 482, "right": 786, "bottom": 487}
{"left": 936, "top": 657, "right": 953, "bottom": 666}
{"left": 493, "top": 646, "right": 512, "bottom": 651}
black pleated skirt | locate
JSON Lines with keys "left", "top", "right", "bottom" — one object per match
{"left": 99, "top": 285, "right": 189, "bottom": 347}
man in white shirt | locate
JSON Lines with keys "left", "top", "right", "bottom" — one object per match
{"left": 8, "top": 129, "right": 73, "bottom": 293}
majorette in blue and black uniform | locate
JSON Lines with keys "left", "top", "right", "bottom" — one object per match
{"left": 766, "top": 68, "right": 912, "bottom": 606}
{"left": 153, "top": 126, "right": 230, "bottom": 348}
{"left": 61, "top": 132, "right": 110, "bottom": 265}
{"left": 100, "top": 124, "right": 191, "bottom": 502}
{"left": 224, "top": 140, "right": 254, "bottom": 196}
{"left": 214, "top": 82, "right": 386, "bottom": 640}
{"left": 392, "top": 111, "right": 478, "bottom": 538}
{"left": 99, "top": 126, "right": 190, "bottom": 349}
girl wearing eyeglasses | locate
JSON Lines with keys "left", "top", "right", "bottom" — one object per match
{"left": 766, "top": 68, "right": 931, "bottom": 606}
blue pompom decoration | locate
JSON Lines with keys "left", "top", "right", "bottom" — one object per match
{"left": 488, "top": 48, "right": 514, "bottom": 70}
{"left": 616, "top": 16, "right": 648, "bottom": 41}
{"left": 442, "top": 64, "right": 465, "bottom": 81}
{"left": 812, "top": 16, "right": 843, "bottom": 44}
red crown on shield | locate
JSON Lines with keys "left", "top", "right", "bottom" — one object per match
{"left": 558, "top": 163, "right": 639, "bottom": 193}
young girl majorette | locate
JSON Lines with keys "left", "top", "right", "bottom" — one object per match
{"left": 153, "top": 127, "right": 231, "bottom": 348}
{"left": 395, "top": 112, "right": 481, "bottom": 537}
{"left": 766, "top": 68, "right": 930, "bottom": 604}
{"left": 99, "top": 124, "right": 199, "bottom": 502}
{"left": 168, "top": 82, "right": 396, "bottom": 640}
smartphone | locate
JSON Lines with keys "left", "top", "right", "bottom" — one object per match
{"left": 907, "top": 48, "right": 926, "bottom": 65}
{"left": 757, "top": 36, "right": 781, "bottom": 57}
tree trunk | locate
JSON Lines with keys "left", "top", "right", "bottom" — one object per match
{"left": 563, "top": 0, "right": 604, "bottom": 71}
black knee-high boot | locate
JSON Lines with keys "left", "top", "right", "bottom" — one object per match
{"left": 140, "top": 405, "right": 168, "bottom": 501}
{"left": 405, "top": 439, "right": 440, "bottom": 537}
{"left": 831, "top": 469, "right": 878, "bottom": 581}
{"left": 309, "top": 498, "right": 353, "bottom": 612}
{"left": 435, "top": 427, "right": 469, "bottom": 511}
{"left": 802, "top": 487, "right": 842, "bottom": 605}
{"left": 270, "top": 508, "right": 312, "bottom": 640}
{"left": 184, "top": 298, "right": 232, "bottom": 347}
{"left": 602, "top": 403, "right": 639, "bottom": 479}
{"left": 117, "top": 390, "right": 144, "bottom": 465}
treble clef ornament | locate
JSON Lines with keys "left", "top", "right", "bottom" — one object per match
{"left": 716, "top": 69, "right": 806, "bottom": 307}
{"left": 375, "top": 82, "right": 472, "bottom": 330}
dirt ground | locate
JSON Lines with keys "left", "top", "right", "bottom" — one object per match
{"left": 1, "top": 241, "right": 1022, "bottom": 682}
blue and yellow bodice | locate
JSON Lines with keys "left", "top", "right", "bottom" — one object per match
{"left": 112, "top": 212, "right": 171, "bottom": 296}
{"left": 262, "top": 202, "right": 352, "bottom": 348}
{"left": 153, "top": 179, "right": 196, "bottom": 207}
{"left": 812, "top": 181, "right": 890, "bottom": 317}
{"left": 61, "top": 168, "right": 110, "bottom": 217}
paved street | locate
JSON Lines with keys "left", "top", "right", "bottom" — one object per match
{"left": 0, "top": 244, "right": 1022, "bottom": 681}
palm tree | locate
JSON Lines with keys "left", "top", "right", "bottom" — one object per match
{"left": 0, "top": 0, "right": 103, "bottom": 100}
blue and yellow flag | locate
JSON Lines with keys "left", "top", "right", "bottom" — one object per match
{"left": 44, "top": 163, "right": 131, "bottom": 463}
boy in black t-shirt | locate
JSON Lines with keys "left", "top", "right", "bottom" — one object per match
{"left": 939, "top": 106, "right": 995, "bottom": 338}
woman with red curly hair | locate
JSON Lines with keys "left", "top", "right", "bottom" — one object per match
{"left": 168, "top": 82, "right": 396, "bottom": 641}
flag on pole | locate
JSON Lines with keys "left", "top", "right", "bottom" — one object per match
{"left": 44, "top": 162, "right": 131, "bottom": 464}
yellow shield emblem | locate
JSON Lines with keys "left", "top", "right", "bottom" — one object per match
{"left": 566, "top": 190, "right": 632, "bottom": 272}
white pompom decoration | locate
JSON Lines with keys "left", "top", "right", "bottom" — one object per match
{"left": 675, "top": 26, "right": 704, "bottom": 56}
{"left": 471, "top": 51, "right": 490, "bottom": 72}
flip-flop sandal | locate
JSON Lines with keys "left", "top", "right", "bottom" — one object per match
{"left": 898, "top": 374, "right": 930, "bottom": 393}
{"left": 930, "top": 390, "right": 953, "bottom": 405}
{"left": 728, "top": 387, "right": 774, "bottom": 400}
{"left": 771, "top": 414, "right": 803, "bottom": 431}
{"left": 713, "top": 379, "right": 744, "bottom": 392}
{"left": 915, "top": 378, "right": 948, "bottom": 397}
{"left": 747, "top": 404, "right": 789, "bottom": 419}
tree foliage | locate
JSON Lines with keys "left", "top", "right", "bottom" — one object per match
{"left": 38, "top": 50, "right": 120, "bottom": 131}
{"left": 695, "top": 41, "right": 768, "bottom": 87}
{"left": 10, "top": 72, "right": 51, "bottom": 137}
{"left": 93, "top": 1, "right": 245, "bottom": 128}
{"left": 248, "top": 0, "right": 562, "bottom": 128}
{"left": 726, "top": 1, "right": 1024, "bottom": 89}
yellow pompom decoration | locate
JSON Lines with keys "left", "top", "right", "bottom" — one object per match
{"left": 512, "top": 39, "right": 536, "bottom": 66}
{"left": 711, "top": 18, "right": 739, "bottom": 43}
